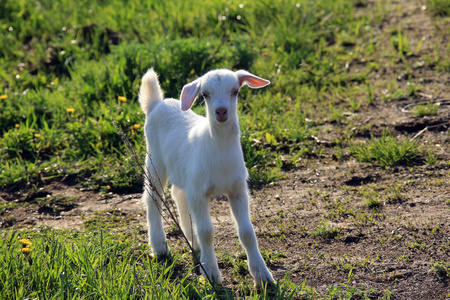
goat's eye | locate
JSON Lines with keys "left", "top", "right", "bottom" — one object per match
{"left": 202, "top": 92, "right": 210, "bottom": 99}
{"left": 231, "top": 90, "right": 239, "bottom": 97}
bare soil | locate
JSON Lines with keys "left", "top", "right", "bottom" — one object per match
{"left": 1, "top": 0, "right": 449, "bottom": 299}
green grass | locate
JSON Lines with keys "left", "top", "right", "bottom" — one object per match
{"left": 365, "top": 195, "right": 383, "bottom": 211}
{"left": 351, "top": 131, "right": 421, "bottom": 167}
{"left": 414, "top": 102, "right": 439, "bottom": 117}
{"left": 1, "top": 228, "right": 372, "bottom": 299}
{"left": 0, "top": 229, "right": 202, "bottom": 299}
{"left": 0, "top": 202, "right": 18, "bottom": 214}
{"left": 432, "top": 261, "right": 450, "bottom": 279}
{"left": 427, "top": 0, "right": 450, "bottom": 16}
{"left": 312, "top": 221, "right": 340, "bottom": 240}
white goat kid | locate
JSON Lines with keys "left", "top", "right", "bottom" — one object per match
{"left": 139, "top": 68, "right": 274, "bottom": 286}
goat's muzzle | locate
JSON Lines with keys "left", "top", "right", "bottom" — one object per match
{"left": 215, "top": 107, "right": 228, "bottom": 123}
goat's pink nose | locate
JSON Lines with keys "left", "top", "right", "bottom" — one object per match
{"left": 215, "top": 107, "right": 228, "bottom": 122}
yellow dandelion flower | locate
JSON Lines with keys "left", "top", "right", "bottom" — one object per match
{"left": 189, "top": 69, "right": 195, "bottom": 75}
{"left": 21, "top": 248, "right": 32, "bottom": 254}
{"left": 118, "top": 96, "right": 127, "bottom": 102}
{"left": 19, "top": 239, "right": 32, "bottom": 247}
{"left": 34, "top": 134, "right": 41, "bottom": 138}
{"left": 20, "top": 137, "right": 24, "bottom": 141}
{"left": 15, "top": 124, "right": 20, "bottom": 128}
{"left": 106, "top": 185, "right": 111, "bottom": 190}
{"left": 66, "top": 108, "right": 75, "bottom": 113}
{"left": 199, "top": 276, "right": 207, "bottom": 284}
{"left": 132, "top": 124, "right": 141, "bottom": 130}
{"left": 0, "top": 95, "right": 7, "bottom": 100}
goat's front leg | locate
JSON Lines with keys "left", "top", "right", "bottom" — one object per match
{"left": 171, "top": 186, "right": 199, "bottom": 251}
{"left": 187, "top": 196, "right": 222, "bottom": 284}
{"left": 228, "top": 183, "right": 274, "bottom": 286}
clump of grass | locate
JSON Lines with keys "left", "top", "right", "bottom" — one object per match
{"left": 387, "top": 184, "right": 405, "bottom": 203}
{"left": 312, "top": 221, "right": 340, "bottom": 240}
{"left": 427, "top": 0, "right": 450, "bottom": 16}
{"left": 349, "top": 98, "right": 362, "bottom": 112}
{"left": 414, "top": 102, "right": 439, "bottom": 117}
{"left": 366, "top": 83, "right": 375, "bottom": 105}
{"left": 425, "top": 152, "right": 439, "bottom": 165}
{"left": 351, "top": 131, "right": 420, "bottom": 167}
{"left": 261, "top": 250, "right": 288, "bottom": 268}
{"left": 365, "top": 195, "right": 383, "bottom": 210}
{"left": 241, "top": 130, "right": 283, "bottom": 184}
{"left": 396, "top": 255, "right": 410, "bottom": 263}
{"left": 391, "top": 26, "right": 410, "bottom": 56}
{"left": 407, "top": 82, "right": 420, "bottom": 97}
{"left": 0, "top": 203, "right": 18, "bottom": 214}
{"left": 432, "top": 261, "right": 450, "bottom": 279}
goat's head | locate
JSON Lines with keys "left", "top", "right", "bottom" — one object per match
{"left": 180, "top": 69, "right": 270, "bottom": 124}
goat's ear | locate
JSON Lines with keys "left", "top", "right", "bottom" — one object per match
{"left": 180, "top": 79, "right": 201, "bottom": 111}
{"left": 236, "top": 70, "right": 270, "bottom": 89}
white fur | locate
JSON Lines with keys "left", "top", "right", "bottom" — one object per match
{"left": 139, "top": 68, "right": 273, "bottom": 286}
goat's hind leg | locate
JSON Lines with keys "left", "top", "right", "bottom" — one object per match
{"left": 187, "top": 195, "right": 222, "bottom": 284}
{"left": 143, "top": 158, "right": 170, "bottom": 256}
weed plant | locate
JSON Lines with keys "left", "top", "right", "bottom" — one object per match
{"left": 312, "top": 221, "right": 340, "bottom": 240}
{"left": 351, "top": 131, "right": 420, "bottom": 167}
{"left": 414, "top": 102, "right": 439, "bottom": 117}
{"left": 427, "top": 0, "right": 450, "bottom": 16}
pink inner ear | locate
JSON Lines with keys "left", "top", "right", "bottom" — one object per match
{"left": 180, "top": 80, "right": 200, "bottom": 111}
{"left": 239, "top": 76, "right": 270, "bottom": 88}
{"left": 236, "top": 70, "right": 270, "bottom": 89}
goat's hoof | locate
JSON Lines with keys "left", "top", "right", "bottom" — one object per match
{"left": 201, "top": 266, "right": 222, "bottom": 285}
{"left": 254, "top": 280, "right": 277, "bottom": 291}
{"left": 199, "top": 275, "right": 223, "bottom": 287}
{"left": 150, "top": 251, "right": 173, "bottom": 263}
{"left": 252, "top": 268, "right": 274, "bottom": 288}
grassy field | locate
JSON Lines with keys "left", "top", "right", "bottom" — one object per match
{"left": 1, "top": 0, "right": 449, "bottom": 298}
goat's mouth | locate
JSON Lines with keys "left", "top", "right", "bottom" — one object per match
{"left": 216, "top": 115, "right": 228, "bottom": 123}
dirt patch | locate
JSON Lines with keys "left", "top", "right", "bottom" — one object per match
{"left": 245, "top": 161, "right": 449, "bottom": 299}
{"left": 0, "top": 180, "right": 145, "bottom": 230}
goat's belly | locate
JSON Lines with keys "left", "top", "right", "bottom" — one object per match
{"left": 206, "top": 168, "right": 246, "bottom": 196}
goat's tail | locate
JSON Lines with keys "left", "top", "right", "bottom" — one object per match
{"left": 139, "top": 68, "right": 164, "bottom": 115}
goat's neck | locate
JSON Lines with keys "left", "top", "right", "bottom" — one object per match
{"left": 207, "top": 119, "right": 241, "bottom": 145}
